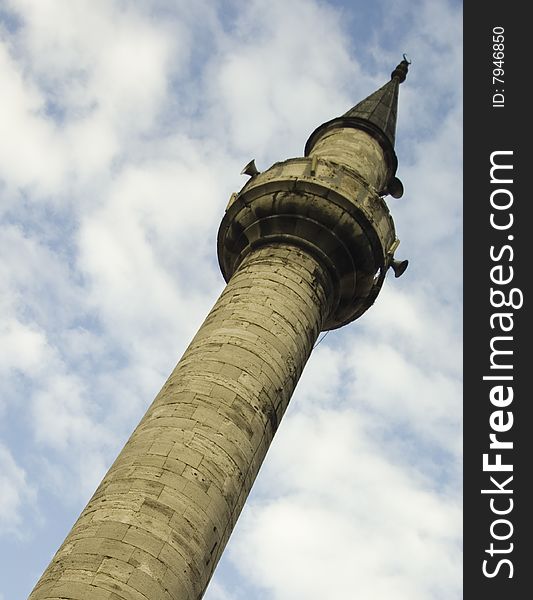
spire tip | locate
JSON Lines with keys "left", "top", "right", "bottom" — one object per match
{"left": 391, "top": 56, "right": 410, "bottom": 83}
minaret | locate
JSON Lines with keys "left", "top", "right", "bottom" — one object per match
{"left": 29, "top": 60, "right": 410, "bottom": 600}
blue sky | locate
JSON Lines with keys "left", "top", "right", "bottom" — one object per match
{"left": 0, "top": 1, "right": 462, "bottom": 598}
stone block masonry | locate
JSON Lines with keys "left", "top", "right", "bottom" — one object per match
{"left": 29, "top": 243, "right": 333, "bottom": 600}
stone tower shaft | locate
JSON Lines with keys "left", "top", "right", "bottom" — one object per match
{"left": 29, "top": 60, "right": 409, "bottom": 600}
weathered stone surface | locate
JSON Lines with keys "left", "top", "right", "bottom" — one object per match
{"left": 29, "top": 244, "right": 332, "bottom": 599}
{"left": 309, "top": 127, "right": 389, "bottom": 190}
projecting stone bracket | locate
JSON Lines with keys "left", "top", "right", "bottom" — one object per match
{"left": 218, "top": 156, "right": 400, "bottom": 329}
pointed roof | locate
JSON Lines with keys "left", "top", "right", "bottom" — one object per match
{"left": 343, "top": 80, "right": 399, "bottom": 147}
{"left": 304, "top": 58, "right": 410, "bottom": 182}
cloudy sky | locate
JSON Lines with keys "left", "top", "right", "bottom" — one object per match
{"left": 0, "top": 0, "right": 462, "bottom": 598}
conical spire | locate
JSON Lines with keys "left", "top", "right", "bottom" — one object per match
{"left": 305, "top": 57, "right": 410, "bottom": 182}
{"left": 343, "top": 60, "right": 408, "bottom": 149}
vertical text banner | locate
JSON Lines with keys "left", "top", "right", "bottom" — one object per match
{"left": 464, "top": 1, "right": 530, "bottom": 597}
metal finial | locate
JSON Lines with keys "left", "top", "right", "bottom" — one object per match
{"left": 391, "top": 55, "right": 410, "bottom": 83}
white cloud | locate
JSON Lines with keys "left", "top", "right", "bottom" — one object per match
{"left": 0, "top": 319, "right": 48, "bottom": 377}
{"left": 229, "top": 408, "right": 461, "bottom": 600}
{"left": 0, "top": 0, "right": 191, "bottom": 200}
{"left": 0, "top": 443, "right": 36, "bottom": 536}
{"left": 205, "top": 0, "right": 361, "bottom": 160}
{"left": 0, "top": 42, "right": 65, "bottom": 195}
